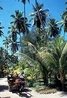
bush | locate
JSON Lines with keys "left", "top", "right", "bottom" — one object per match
{"left": 27, "top": 80, "right": 35, "bottom": 87}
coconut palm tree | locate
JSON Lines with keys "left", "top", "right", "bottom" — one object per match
{"left": 3, "top": 37, "right": 11, "bottom": 49}
{"left": 6, "top": 25, "right": 19, "bottom": 54}
{"left": 61, "top": 2, "right": 67, "bottom": 33}
{"left": 47, "top": 36, "right": 67, "bottom": 90}
{"left": 8, "top": 26, "right": 17, "bottom": 42}
{"left": 18, "top": 36, "right": 67, "bottom": 90}
{"left": 48, "top": 18, "right": 61, "bottom": 37}
{"left": 61, "top": 11, "right": 67, "bottom": 32}
{"left": 29, "top": 0, "right": 49, "bottom": 29}
{"left": 10, "top": 10, "right": 30, "bottom": 53}
{"left": 18, "top": 0, "right": 30, "bottom": 33}
{"left": 10, "top": 10, "right": 24, "bottom": 33}
{"left": 10, "top": 10, "right": 30, "bottom": 34}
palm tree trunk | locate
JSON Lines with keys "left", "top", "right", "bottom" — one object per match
{"left": 20, "top": 33, "right": 23, "bottom": 52}
{"left": 24, "top": 4, "right": 27, "bottom": 34}
{"left": 43, "top": 73, "right": 48, "bottom": 86}
{"left": 39, "top": 63, "right": 48, "bottom": 86}
{"left": 60, "top": 70, "right": 65, "bottom": 91}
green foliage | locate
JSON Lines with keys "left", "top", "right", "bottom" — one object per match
{"left": 29, "top": 0, "right": 49, "bottom": 28}
{"left": 61, "top": 43, "right": 67, "bottom": 71}
{"left": 49, "top": 18, "right": 60, "bottom": 37}
{"left": 61, "top": 4, "right": 67, "bottom": 32}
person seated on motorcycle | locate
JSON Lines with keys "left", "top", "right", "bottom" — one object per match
{"left": 14, "top": 73, "right": 20, "bottom": 83}
{"left": 19, "top": 71, "right": 26, "bottom": 90}
{"left": 19, "top": 71, "right": 25, "bottom": 81}
{"left": 13, "top": 73, "right": 20, "bottom": 89}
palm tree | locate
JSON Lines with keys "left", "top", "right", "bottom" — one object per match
{"left": 61, "top": 11, "right": 67, "bottom": 32}
{"left": 47, "top": 36, "right": 67, "bottom": 90}
{"left": 29, "top": 0, "right": 49, "bottom": 29}
{"left": 18, "top": 0, "right": 30, "bottom": 33}
{"left": 10, "top": 10, "right": 30, "bottom": 53}
{"left": 48, "top": 18, "right": 61, "bottom": 37}
{"left": 3, "top": 37, "right": 11, "bottom": 49}
{"left": 61, "top": 2, "right": 67, "bottom": 32}
{"left": 14, "top": 40, "right": 52, "bottom": 85}
{"left": 11, "top": 10, "right": 24, "bottom": 33}
{"left": 10, "top": 10, "right": 30, "bottom": 35}
{"left": 7, "top": 25, "right": 19, "bottom": 54}
{"left": 20, "top": 36, "right": 67, "bottom": 90}
{"left": 11, "top": 26, "right": 17, "bottom": 42}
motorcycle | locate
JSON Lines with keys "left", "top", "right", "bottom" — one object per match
{"left": 7, "top": 74, "right": 26, "bottom": 92}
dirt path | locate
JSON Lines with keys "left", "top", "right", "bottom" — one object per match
{"left": 0, "top": 78, "right": 67, "bottom": 98}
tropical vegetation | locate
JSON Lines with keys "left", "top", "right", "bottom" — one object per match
{"left": 0, "top": 0, "right": 67, "bottom": 92}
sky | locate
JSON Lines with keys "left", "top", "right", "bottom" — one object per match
{"left": 0, "top": 0, "right": 67, "bottom": 48}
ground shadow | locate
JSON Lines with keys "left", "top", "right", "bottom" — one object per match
{"left": 18, "top": 88, "right": 32, "bottom": 98}
{"left": 59, "top": 91, "right": 67, "bottom": 97}
{"left": 19, "top": 92, "right": 32, "bottom": 98}
{"left": 0, "top": 85, "right": 8, "bottom": 92}
{"left": 23, "top": 88, "right": 32, "bottom": 92}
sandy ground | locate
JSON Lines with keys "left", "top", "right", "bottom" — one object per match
{"left": 0, "top": 78, "right": 67, "bottom": 98}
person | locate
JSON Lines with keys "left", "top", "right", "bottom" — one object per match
{"left": 15, "top": 72, "right": 19, "bottom": 78}
{"left": 19, "top": 71, "right": 25, "bottom": 81}
{"left": 19, "top": 71, "right": 26, "bottom": 91}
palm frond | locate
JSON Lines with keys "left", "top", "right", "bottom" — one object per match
{"left": 61, "top": 11, "right": 67, "bottom": 19}
{"left": 28, "top": 42, "right": 38, "bottom": 53}
{"left": 36, "top": 51, "right": 57, "bottom": 68}
{"left": 10, "top": 21, "right": 15, "bottom": 24}
{"left": 21, "top": 0, "right": 26, "bottom": 4}
{"left": 29, "top": 17, "right": 34, "bottom": 22}
{"left": 17, "top": 12, "right": 23, "bottom": 18}
{"left": 55, "top": 36, "right": 64, "bottom": 48}
{"left": 10, "top": 14, "right": 16, "bottom": 19}
{"left": 0, "top": 6, "right": 3, "bottom": 10}
{"left": 61, "top": 43, "right": 67, "bottom": 58}
{"left": 28, "top": 0, "right": 30, "bottom": 3}
{"left": 0, "top": 30, "right": 3, "bottom": 36}
{"left": 61, "top": 43, "right": 67, "bottom": 70}
{"left": 0, "top": 26, "right": 4, "bottom": 29}
{"left": 65, "top": 2, "right": 67, "bottom": 4}
{"left": 14, "top": 52, "right": 36, "bottom": 66}
{"left": 15, "top": 10, "right": 19, "bottom": 17}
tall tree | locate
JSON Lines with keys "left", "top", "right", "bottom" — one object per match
{"left": 7, "top": 26, "right": 18, "bottom": 54}
{"left": 10, "top": 10, "right": 30, "bottom": 34}
{"left": 61, "top": 2, "right": 67, "bottom": 32}
{"left": 18, "top": 0, "right": 30, "bottom": 33}
{"left": 48, "top": 37, "right": 67, "bottom": 91}
{"left": 48, "top": 18, "right": 61, "bottom": 37}
{"left": 3, "top": 37, "right": 11, "bottom": 49}
{"left": 10, "top": 10, "right": 30, "bottom": 53}
{"left": 29, "top": 0, "right": 49, "bottom": 29}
